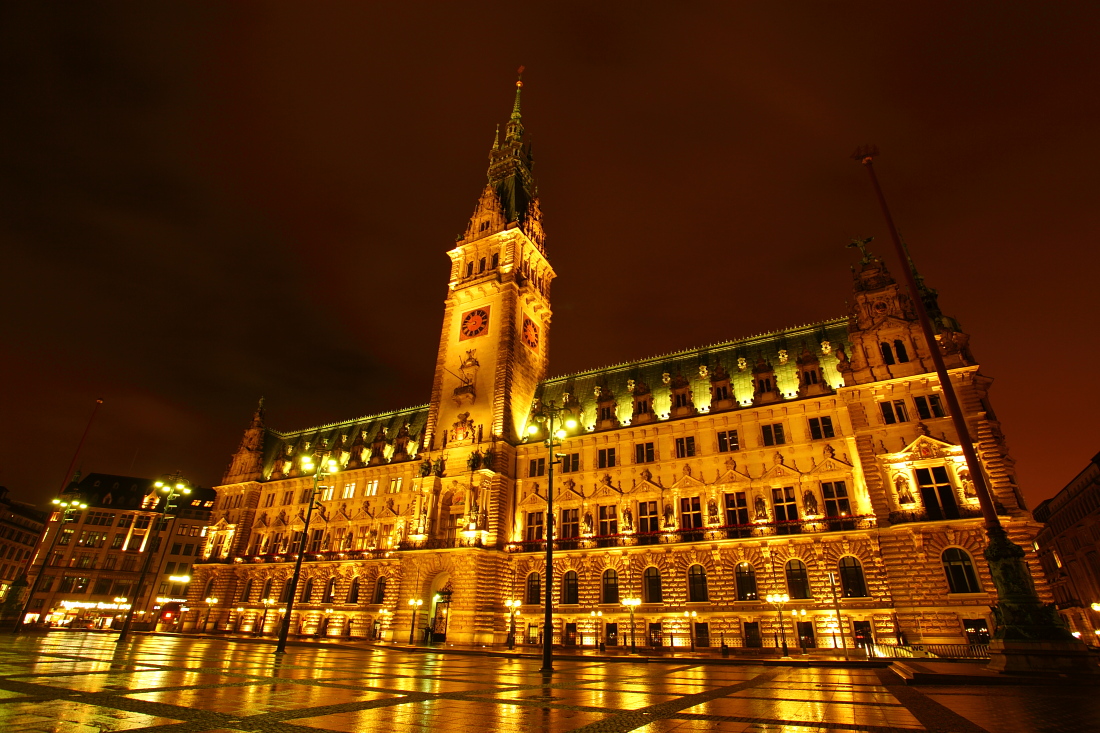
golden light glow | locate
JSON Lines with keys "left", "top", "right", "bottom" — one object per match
{"left": 527, "top": 424, "right": 539, "bottom": 435}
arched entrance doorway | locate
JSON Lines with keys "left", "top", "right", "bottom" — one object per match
{"left": 428, "top": 573, "right": 453, "bottom": 643}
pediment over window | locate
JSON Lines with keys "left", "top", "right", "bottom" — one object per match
{"left": 880, "top": 435, "right": 962, "bottom": 465}
{"left": 807, "top": 456, "right": 852, "bottom": 475}
{"left": 759, "top": 463, "right": 801, "bottom": 482}
{"left": 669, "top": 473, "right": 705, "bottom": 491}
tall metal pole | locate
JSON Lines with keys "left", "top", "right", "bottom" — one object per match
{"left": 854, "top": 149, "right": 1083, "bottom": 660}
{"left": 276, "top": 455, "right": 331, "bottom": 655}
{"left": 829, "top": 571, "right": 849, "bottom": 659}
{"left": 541, "top": 409, "right": 556, "bottom": 673}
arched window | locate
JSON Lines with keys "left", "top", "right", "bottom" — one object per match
{"left": 880, "top": 342, "right": 896, "bottom": 365}
{"left": 372, "top": 577, "right": 387, "bottom": 605}
{"left": 942, "top": 548, "right": 981, "bottom": 593}
{"left": 241, "top": 579, "right": 254, "bottom": 603}
{"left": 526, "top": 572, "right": 541, "bottom": 605}
{"left": 346, "top": 577, "right": 360, "bottom": 604}
{"left": 735, "top": 562, "right": 757, "bottom": 601}
{"left": 561, "top": 570, "right": 579, "bottom": 605}
{"left": 203, "top": 579, "right": 215, "bottom": 599}
{"left": 785, "top": 559, "right": 811, "bottom": 599}
{"left": 301, "top": 579, "right": 314, "bottom": 603}
{"left": 688, "top": 565, "right": 708, "bottom": 602}
{"left": 838, "top": 556, "right": 868, "bottom": 598}
{"left": 322, "top": 577, "right": 336, "bottom": 603}
{"left": 602, "top": 569, "right": 619, "bottom": 604}
{"left": 893, "top": 340, "right": 909, "bottom": 363}
{"left": 643, "top": 567, "right": 663, "bottom": 603}
{"left": 261, "top": 578, "right": 273, "bottom": 601}
{"left": 279, "top": 580, "right": 292, "bottom": 603}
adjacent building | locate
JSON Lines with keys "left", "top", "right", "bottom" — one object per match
{"left": 1033, "top": 452, "right": 1100, "bottom": 643}
{"left": 189, "top": 80, "right": 1046, "bottom": 650}
{"left": 22, "top": 473, "right": 216, "bottom": 629}
{"left": 0, "top": 487, "right": 46, "bottom": 602}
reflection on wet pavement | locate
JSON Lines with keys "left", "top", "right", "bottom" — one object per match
{"left": 0, "top": 634, "right": 1096, "bottom": 732}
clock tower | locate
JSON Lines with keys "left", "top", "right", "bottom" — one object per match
{"left": 425, "top": 74, "right": 553, "bottom": 486}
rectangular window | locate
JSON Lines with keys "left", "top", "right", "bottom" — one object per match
{"left": 561, "top": 453, "right": 580, "bottom": 473}
{"left": 117, "top": 515, "right": 133, "bottom": 529}
{"left": 597, "top": 448, "right": 616, "bottom": 468}
{"left": 561, "top": 508, "right": 579, "bottom": 538}
{"left": 717, "top": 430, "right": 739, "bottom": 453}
{"left": 914, "top": 394, "right": 946, "bottom": 420}
{"left": 364, "top": 480, "right": 379, "bottom": 497}
{"left": 529, "top": 458, "right": 546, "bottom": 477}
{"left": 599, "top": 405, "right": 615, "bottom": 421}
{"left": 319, "top": 486, "right": 335, "bottom": 501}
{"left": 525, "top": 512, "right": 544, "bottom": 542}
{"left": 915, "top": 466, "right": 960, "bottom": 520}
{"left": 880, "top": 399, "right": 910, "bottom": 424}
{"left": 673, "top": 392, "right": 691, "bottom": 408}
{"left": 341, "top": 482, "right": 356, "bottom": 500}
{"left": 808, "top": 417, "right": 835, "bottom": 440}
{"left": 680, "top": 496, "right": 703, "bottom": 529}
{"left": 263, "top": 493, "right": 275, "bottom": 508}
{"left": 58, "top": 528, "right": 74, "bottom": 545}
{"left": 134, "top": 516, "right": 150, "bottom": 529}
{"left": 725, "top": 492, "right": 749, "bottom": 526}
{"left": 598, "top": 505, "right": 618, "bottom": 535}
{"left": 310, "top": 528, "right": 324, "bottom": 552}
{"left": 762, "top": 423, "right": 785, "bottom": 446}
{"left": 638, "top": 501, "right": 659, "bottom": 533}
{"left": 772, "top": 487, "right": 800, "bottom": 534}
{"left": 299, "top": 489, "right": 312, "bottom": 503}
{"left": 388, "top": 477, "right": 403, "bottom": 493}
{"left": 103, "top": 555, "right": 117, "bottom": 570}
{"left": 164, "top": 562, "right": 176, "bottom": 576}
{"left": 675, "top": 436, "right": 696, "bottom": 458}
{"left": 635, "top": 442, "right": 655, "bottom": 463}
{"left": 281, "top": 490, "right": 293, "bottom": 505}
{"left": 713, "top": 384, "right": 730, "bottom": 401}
{"left": 183, "top": 543, "right": 194, "bottom": 556}
{"left": 822, "top": 481, "right": 851, "bottom": 517}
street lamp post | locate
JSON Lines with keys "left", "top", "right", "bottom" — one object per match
{"left": 257, "top": 598, "right": 273, "bottom": 636}
{"left": 526, "top": 400, "right": 578, "bottom": 674}
{"left": 202, "top": 597, "right": 219, "bottom": 631}
{"left": 117, "top": 474, "right": 191, "bottom": 643}
{"left": 793, "top": 609, "right": 807, "bottom": 653}
{"left": 684, "top": 610, "right": 697, "bottom": 651}
{"left": 622, "top": 598, "right": 641, "bottom": 653}
{"left": 827, "top": 571, "right": 849, "bottom": 660}
{"left": 408, "top": 598, "right": 423, "bottom": 644}
{"left": 13, "top": 497, "right": 88, "bottom": 634}
{"left": 766, "top": 593, "right": 790, "bottom": 657}
{"left": 505, "top": 599, "right": 521, "bottom": 649}
{"left": 590, "top": 610, "right": 603, "bottom": 649}
{"left": 275, "top": 453, "right": 338, "bottom": 655}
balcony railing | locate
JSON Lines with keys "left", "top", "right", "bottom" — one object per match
{"left": 887, "top": 506, "right": 986, "bottom": 525}
{"left": 511, "top": 516, "right": 877, "bottom": 553}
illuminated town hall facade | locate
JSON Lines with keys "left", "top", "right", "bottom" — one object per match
{"left": 188, "top": 83, "right": 1046, "bottom": 650}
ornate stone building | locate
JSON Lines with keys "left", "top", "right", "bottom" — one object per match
{"left": 189, "top": 81, "right": 1046, "bottom": 650}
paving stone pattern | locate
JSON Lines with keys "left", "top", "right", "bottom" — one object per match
{"left": 0, "top": 635, "right": 1095, "bottom": 732}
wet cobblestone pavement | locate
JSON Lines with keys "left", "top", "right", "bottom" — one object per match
{"left": 0, "top": 634, "right": 1096, "bottom": 732}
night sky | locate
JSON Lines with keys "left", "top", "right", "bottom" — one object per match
{"left": 3, "top": 3, "right": 1098, "bottom": 510}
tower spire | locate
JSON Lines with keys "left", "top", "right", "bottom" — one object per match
{"left": 506, "top": 66, "right": 525, "bottom": 142}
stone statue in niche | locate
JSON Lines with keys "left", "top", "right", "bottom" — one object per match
{"left": 803, "top": 491, "right": 819, "bottom": 516}
{"left": 895, "top": 474, "right": 915, "bottom": 504}
{"left": 959, "top": 468, "right": 977, "bottom": 498}
{"left": 419, "top": 460, "right": 432, "bottom": 477}
{"left": 583, "top": 512, "right": 593, "bottom": 534}
{"left": 663, "top": 503, "right": 675, "bottom": 528}
{"left": 622, "top": 507, "right": 633, "bottom": 531}
{"left": 754, "top": 495, "right": 768, "bottom": 520}
{"left": 482, "top": 448, "right": 495, "bottom": 471}
{"left": 707, "top": 498, "right": 719, "bottom": 523}
{"left": 451, "top": 350, "right": 479, "bottom": 405}
{"left": 432, "top": 456, "right": 446, "bottom": 477}
{"left": 835, "top": 346, "right": 851, "bottom": 372}
{"left": 466, "top": 449, "right": 482, "bottom": 471}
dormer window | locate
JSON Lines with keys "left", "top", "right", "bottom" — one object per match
{"left": 479, "top": 257, "right": 486, "bottom": 273}
{"left": 757, "top": 377, "right": 773, "bottom": 392}
{"left": 599, "top": 404, "right": 615, "bottom": 421}
{"left": 673, "top": 392, "right": 690, "bottom": 408}
{"left": 801, "top": 368, "right": 820, "bottom": 386}
{"left": 635, "top": 399, "right": 651, "bottom": 415}
{"left": 713, "top": 384, "right": 729, "bottom": 401}
{"left": 465, "top": 262, "right": 474, "bottom": 278}
{"left": 880, "top": 340, "right": 910, "bottom": 365}
{"left": 491, "top": 253, "right": 499, "bottom": 269}
{"left": 479, "top": 220, "right": 491, "bottom": 232}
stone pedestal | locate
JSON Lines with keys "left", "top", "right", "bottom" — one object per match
{"left": 986, "top": 638, "right": 1100, "bottom": 675}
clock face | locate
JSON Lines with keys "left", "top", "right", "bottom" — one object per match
{"left": 522, "top": 316, "right": 539, "bottom": 350}
{"left": 460, "top": 307, "right": 490, "bottom": 340}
